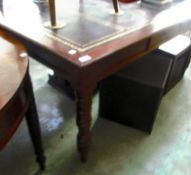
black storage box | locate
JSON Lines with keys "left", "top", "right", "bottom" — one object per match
{"left": 154, "top": 35, "right": 191, "bottom": 94}
{"left": 99, "top": 53, "right": 172, "bottom": 133}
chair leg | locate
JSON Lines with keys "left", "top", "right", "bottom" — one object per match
{"left": 25, "top": 73, "right": 46, "bottom": 171}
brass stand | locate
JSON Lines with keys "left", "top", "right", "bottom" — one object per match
{"left": 44, "top": 0, "right": 65, "bottom": 30}
{"left": 110, "top": 0, "right": 124, "bottom": 15}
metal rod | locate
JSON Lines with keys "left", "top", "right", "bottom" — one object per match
{"left": 112, "top": 0, "right": 119, "bottom": 14}
{"left": 48, "top": 0, "right": 56, "bottom": 26}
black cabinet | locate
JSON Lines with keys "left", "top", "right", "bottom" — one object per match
{"left": 99, "top": 35, "right": 191, "bottom": 133}
{"left": 155, "top": 35, "right": 191, "bottom": 94}
{"left": 99, "top": 53, "right": 172, "bottom": 133}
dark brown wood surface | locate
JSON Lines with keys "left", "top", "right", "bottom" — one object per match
{"left": 0, "top": 0, "right": 191, "bottom": 161}
{"left": 0, "top": 31, "right": 45, "bottom": 171}
{"left": 0, "top": 31, "right": 28, "bottom": 146}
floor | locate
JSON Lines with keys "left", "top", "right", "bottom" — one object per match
{"left": 0, "top": 57, "right": 191, "bottom": 175}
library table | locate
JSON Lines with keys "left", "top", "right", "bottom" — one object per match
{"left": 0, "top": 0, "right": 191, "bottom": 162}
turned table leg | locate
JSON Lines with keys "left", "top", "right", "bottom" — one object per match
{"left": 25, "top": 73, "right": 46, "bottom": 171}
{"left": 75, "top": 89, "right": 93, "bottom": 162}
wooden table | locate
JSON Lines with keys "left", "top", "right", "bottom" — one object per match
{"left": 1, "top": 0, "right": 191, "bottom": 162}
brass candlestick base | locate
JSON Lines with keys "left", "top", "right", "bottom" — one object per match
{"left": 110, "top": 9, "right": 124, "bottom": 15}
{"left": 33, "top": 0, "right": 47, "bottom": 3}
{"left": 44, "top": 21, "right": 65, "bottom": 30}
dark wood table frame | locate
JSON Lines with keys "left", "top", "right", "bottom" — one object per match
{"left": 1, "top": 0, "right": 191, "bottom": 162}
